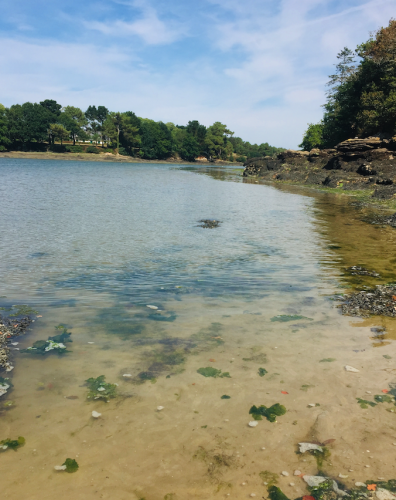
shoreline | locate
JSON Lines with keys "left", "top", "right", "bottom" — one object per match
{"left": 0, "top": 151, "right": 242, "bottom": 167}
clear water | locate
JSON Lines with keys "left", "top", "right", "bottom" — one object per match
{"left": 1, "top": 159, "right": 396, "bottom": 499}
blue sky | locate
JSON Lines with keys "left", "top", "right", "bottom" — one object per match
{"left": 0, "top": 0, "right": 395, "bottom": 148}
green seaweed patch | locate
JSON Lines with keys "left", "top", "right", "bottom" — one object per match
{"left": 319, "top": 358, "right": 336, "bottom": 362}
{"left": 259, "top": 470, "right": 278, "bottom": 486}
{"left": 357, "top": 398, "right": 377, "bottom": 409}
{"left": 364, "top": 480, "right": 396, "bottom": 493}
{"left": 268, "top": 485, "right": 290, "bottom": 500}
{"left": 374, "top": 394, "right": 394, "bottom": 403}
{"left": 0, "top": 436, "right": 25, "bottom": 451}
{"left": 9, "top": 305, "right": 39, "bottom": 317}
{"left": 242, "top": 353, "right": 267, "bottom": 363}
{"left": 270, "top": 315, "right": 313, "bottom": 322}
{"left": 21, "top": 326, "right": 72, "bottom": 355}
{"left": 147, "top": 312, "right": 177, "bottom": 322}
{"left": 86, "top": 375, "right": 117, "bottom": 401}
{"left": 258, "top": 368, "right": 268, "bottom": 377}
{"left": 384, "top": 355, "right": 392, "bottom": 359}
{"left": 63, "top": 458, "right": 79, "bottom": 473}
{"left": 197, "top": 367, "right": 231, "bottom": 378}
{"left": 307, "top": 479, "right": 334, "bottom": 500}
{"left": 221, "top": 395, "right": 231, "bottom": 399}
{"left": 300, "top": 384, "right": 315, "bottom": 392}
{"left": 249, "top": 403, "right": 286, "bottom": 423}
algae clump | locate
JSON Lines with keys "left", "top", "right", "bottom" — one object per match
{"left": 63, "top": 458, "right": 79, "bottom": 473}
{"left": 319, "top": 358, "right": 336, "bottom": 362}
{"left": 374, "top": 394, "right": 394, "bottom": 403}
{"left": 357, "top": 398, "right": 377, "bottom": 409}
{"left": 221, "top": 395, "right": 231, "bottom": 399}
{"left": 21, "top": 325, "right": 72, "bottom": 355}
{"left": 197, "top": 367, "right": 231, "bottom": 378}
{"left": 86, "top": 375, "right": 117, "bottom": 401}
{"left": 259, "top": 470, "right": 278, "bottom": 486}
{"left": 270, "top": 315, "right": 312, "bottom": 322}
{"left": 249, "top": 403, "right": 286, "bottom": 422}
{"left": 258, "top": 368, "right": 268, "bottom": 377}
{"left": 9, "top": 305, "right": 39, "bottom": 317}
{"left": 0, "top": 436, "right": 25, "bottom": 451}
{"left": 268, "top": 485, "right": 290, "bottom": 500}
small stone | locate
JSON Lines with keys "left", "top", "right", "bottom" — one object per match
{"left": 299, "top": 443, "right": 323, "bottom": 453}
{"left": 54, "top": 465, "right": 67, "bottom": 471}
{"left": 345, "top": 365, "right": 359, "bottom": 372}
{"left": 308, "top": 404, "right": 315, "bottom": 407}
{"left": 355, "top": 482, "right": 366, "bottom": 487}
{"left": 123, "top": 374, "right": 132, "bottom": 377}
{"left": 261, "top": 447, "right": 266, "bottom": 450}
{"left": 376, "top": 489, "right": 396, "bottom": 500}
{"left": 303, "top": 476, "right": 327, "bottom": 487}
{"left": 87, "top": 342, "right": 94, "bottom": 344}
{"left": 281, "top": 471, "right": 289, "bottom": 476}
{"left": 250, "top": 494, "right": 256, "bottom": 498}
{"left": 365, "top": 465, "right": 370, "bottom": 468}
{"left": 224, "top": 419, "right": 229, "bottom": 422}
{"left": 241, "top": 482, "right": 246, "bottom": 485}
{"left": 366, "top": 391, "right": 372, "bottom": 394}
{"left": 289, "top": 483, "right": 295, "bottom": 487}
{"left": 157, "top": 406, "right": 164, "bottom": 411}
{"left": 146, "top": 305, "right": 158, "bottom": 310}
{"left": 339, "top": 474, "right": 348, "bottom": 479}
{"left": 97, "top": 387, "right": 105, "bottom": 391}
{"left": 92, "top": 411, "right": 101, "bottom": 418}
{"left": 248, "top": 421, "right": 258, "bottom": 427}
{"left": 366, "top": 450, "right": 370, "bottom": 452}
{"left": 294, "top": 470, "right": 301, "bottom": 476}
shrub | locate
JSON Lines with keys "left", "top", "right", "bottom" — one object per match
{"left": 49, "top": 144, "right": 67, "bottom": 153}
{"left": 118, "top": 147, "right": 130, "bottom": 156}
{"left": 236, "top": 155, "right": 247, "bottom": 163}
{"left": 65, "top": 145, "right": 83, "bottom": 153}
{"left": 86, "top": 146, "right": 100, "bottom": 154}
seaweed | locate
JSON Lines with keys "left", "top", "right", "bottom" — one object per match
{"left": 258, "top": 368, "right": 268, "bottom": 377}
{"left": 9, "top": 305, "right": 39, "bottom": 317}
{"left": 357, "top": 398, "right": 377, "bottom": 409}
{"left": 374, "top": 394, "right": 394, "bottom": 403}
{"left": 249, "top": 403, "right": 286, "bottom": 422}
{"left": 221, "top": 395, "right": 231, "bottom": 399}
{"left": 259, "top": 470, "right": 278, "bottom": 486}
{"left": 384, "top": 355, "right": 392, "bottom": 359}
{"left": 21, "top": 325, "right": 72, "bottom": 355}
{"left": 62, "top": 458, "right": 79, "bottom": 473}
{"left": 242, "top": 353, "right": 267, "bottom": 363}
{"left": 301, "top": 384, "right": 315, "bottom": 391}
{"left": 86, "top": 375, "right": 117, "bottom": 401}
{"left": 270, "top": 315, "right": 313, "bottom": 322}
{"left": 319, "top": 358, "right": 336, "bottom": 362}
{"left": 0, "top": 436, "right": 25, "bottom": 451}
{"left": 197, "top": 367, "right": 231, "bottom": 378}
{"left": 268, "top": 486, "right": 290, "bottom": 500}
{"left": 307, "top": 479, "right": 334, "bottom": 500}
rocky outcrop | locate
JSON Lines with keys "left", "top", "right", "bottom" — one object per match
{"left": 243, "top": 137, "right": 396, "bottom": 199}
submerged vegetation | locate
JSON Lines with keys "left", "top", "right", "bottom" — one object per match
{"left": 258, "top": 368, "right": 268, "bottom": 377}
{"left": 270, "top": 315, "right": 313, "bottom": 323}
{"left": 62, "top": 458, "right": 79, "bottom": 473}
{"left": 249, "top": 403, "right": 286, "bottom": 422}
{"left": 85, "top": 375, "right": 117, "bottom": 401}
{"left": 0, "top": 436, "right": 25, "bottom": 451}
{"left": 21, "top": 325, "right": 72, "bottom": 355}
{"left": 197, "top": 367, "right": 231, "bottom": 378}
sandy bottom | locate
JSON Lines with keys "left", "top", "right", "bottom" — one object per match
{"left": 1, "top": 288, "right": 396, "bottom": 500}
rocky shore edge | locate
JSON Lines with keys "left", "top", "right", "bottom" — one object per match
{"left": 243, "top": 137, "right": 396, "bottom": 202}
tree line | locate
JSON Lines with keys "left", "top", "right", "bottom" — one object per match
{"left": 300, "top": 18, "right": 396, "bottom": 150}
{"left": 0, "top": 100, "right": 284, "bottom": 162}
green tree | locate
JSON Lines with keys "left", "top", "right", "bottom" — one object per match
{"left": 7, "top": 102, "right": 49, "bottom": 144}
{"left": 60, "top": 106, "right": 88, "bottom": 145}
{"left": 139, "top": 119, "right": 172, "bottom": 159}
{"left": 104, "top": 112, "right": 140, "bottom": 154}
{"left": 49, "top": 123, "right": 70, "bottom": 144}
{"left": 299, "top": 123, "right": 324, "bottom": 150}
{"left": 0, "top": 104, "right": 10, "bottom": 151}
{"left": 326, "top": 47, "right": 357, "bottom": 98}
{"left": 180, "top": 133, "right": 200, "bottom": 161}
{"left": 204, "top": 122, "right": 234, "bottom": 160}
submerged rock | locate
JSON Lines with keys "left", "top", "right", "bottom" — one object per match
{"left": 299, "top": 442, "right": 323, "bottom": 453}
{"left": 197, "top": 219, "right": 221, "bottom": 229}
{"left": 303, "top": 475, "right": 327, "bottom": 487}
{"left": 341, "top": 285, "right": 396, "bottom": 317}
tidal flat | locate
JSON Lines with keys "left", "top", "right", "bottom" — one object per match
{"left": 1, "top": 159, "right": 396, "bottom": 500}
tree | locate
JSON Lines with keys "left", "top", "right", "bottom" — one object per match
{"left": 326, "top": 47, "right": 357, "bottom": 98}
{"left": 299, "top": 123, "right": 324, "bottom": 150}
{"left": 7, "top": 102, "right": 49, "bottom": 144}
{"left": 180, "top": 133, "right": 200, "bottom": 161}
{"left": 60, "top": 106, "right": 88, "bottom": 145}
{"left": 103, "top": 112, "right": 141, "bottom": 154}
{"left": 139, "top": 119, "right": 172, "bottom": 159}
{"left": 204, "top": 122, "right": 234, "bottom": 160}
{"left": 0, "top": 104, "right": 10, "bottom": 151}
{"left": 49, "top": 123, "right": 70, "bottom": 144}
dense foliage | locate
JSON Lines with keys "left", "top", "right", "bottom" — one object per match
{"left": 300, "top": 19, "right": 396, "bottom": 149}
{"left": 0, "top": 100, "right": 283, "bottom": 161}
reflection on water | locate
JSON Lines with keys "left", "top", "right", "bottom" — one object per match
{"left": 1, "top": 160, "right": 396, "bottom": 499}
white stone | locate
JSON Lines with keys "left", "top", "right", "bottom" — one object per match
{"left": 261, "top": 447, "right": 266, "bottom": 450}
{"left": 344, "top": 365, "right": 359, "bottom": 372}
{"left": 248, "top": 421, "right": 258, "bottom": 427}
{"left": 97, "top": 387, "right": 105, "bottom": 391}
{"left": 250, "top": 494, "right": 256, "bottom": 498}
{"left": 88, "top": 342, "right": 94, "bottom": 344}
{"left": 365, "top": 465, "right": 370, "bottom": 468}
{"left": 355, "top": 483, "right": 366, "bottom": 487}
{"left": 303, "top": 476, "right": 327, "bottom": 487}
{"left": 91, "top": 411, "right": 101, "bottom": 418}
{"left": 282, "top": 471, "right": 289, "bottom": 476}
{"left": 332, "top": 481, "right": 348, "bottom": 497}
{"left": 157, "top": 406, "right": 164, "bottom": 411}
{"left": 54, "top": 465, "right": 67, "bottom": 471}
{"left": 146, "top": 305, "right": 158, "bottom": 310}
{"left": 123, "top": 374, "right": 132, "bottom": 377}
{"left": 5, "top": 365, "right": 14, "bottom": 372}
{"left": 294, "top": 470, "right": 301, "bottom": 476}
{"left": 376, "top": 489, "right": 396, "bottom": 500}
{"left": 299, "top": 442, "right": 323, "bottom": 453}
{"left": 11, "top": 342, "right": 18, "bottom": 346}
{"left": 308, "top": 403, "right": 316, "bottom": 407}
{"left": 339, "top": 474, "right": 348, "bottom": 479}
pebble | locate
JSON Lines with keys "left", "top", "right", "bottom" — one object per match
{"left": 303, "top": 476, "right": 327, "bottom": 487}
{"left": 248, "top": 421, "right": 258, "bottom": 427}
{"left": 241, "top": 482, "right": 246, "bottom": 485}
{"left": 87, "top": 342, "right": 94, "bottom": 344}
{"left": 123, "top": 374, "right": 132, "bottom": 377}
{"left": 157, "top": 406, "right": 164, "bottom": 411}
{"left": 365, "top": 465, "right": 370, "bottom": 468}
{"left": 11, "top": 342, "right": 18, "bottom": 346}
{"left": 289, "top": 483, "right": 295, "bottom": 487}
{"left": 146, "top": 305, "right": 158, "bottom": 310}
{"left": 281, "top": 471, "right": 289, "bottom": 476}
{"left": 299, "top": 443, "right": 323, "bottom": 453}
{"left": 355, "top": 482, "right": 366, "bottom": 487}
{"left": 294, "top": 470, "right": 301, "bottom": 476}
{"left": 92, "top": 411, "right": 101, "bottom": 418}
{"left": 366, "top": 391, "right": 372, "bottom": 394}
{"left": 393, "top": 443, "right": 396, "bottom": 446}
{"left": 224, "top": 419, "right": 229, "bottom": 422}
{"left": 339, "top": 474, "right": 348, "bottom": 479}
{"left": 308, "top": 404, "right": 315, "bottom": 407}
{"left": 345, "top": 365, "right": 359, "bottom": 372}
{"left": 54, "top": 465, "right": 67, "bottom": 471}
{"left": 261, "top": 447, "right": 266, "bottom": 450}
{"left": 250, "top": 494, "right": 256, "bottom": 498}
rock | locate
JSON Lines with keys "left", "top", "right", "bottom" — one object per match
{"left": 376, "top": 489, "right": 396, "bottom": 500}
{"left": 332, "top": 480, "right": 348, "bottom": 496}
{"left": 91, "top": 411, "right": 101, "bottom": 418}
{"left": 157, "top": 406, "right": 164, "bottom": 411}
{"left": 289, "top": 483, "right": 295, "bottom": 486}
{"left": 54, "top": 465, "right": 67, "bottom": 471}
{"left": 303, "top": 476, "right": 327, "bottom": 487}
{"left": 355, "top": 482, "right": 366, "bottom": 487}
{"left": 146, "top": 305, "right": 158, "bottom": 310}
{"left": 299, "top": 442, "right": 323, "bottom": 453}
{"left": 248, "top": 421, "right": 258, "bottom": 427}
{"left": 123, "top": 374, "right": 132, "bottom": 377}
{"left": 281, "top": 471, "right": 289, "bottom": 476}
{"left": 345, "top": 365, "right": 359, "bottom": 372}
{"left": 294, "top": 470, "right": 301, "bottom": 476}
{"left": 339, "top": 474, "right": 349, "bottom": 479}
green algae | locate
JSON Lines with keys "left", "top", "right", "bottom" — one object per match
{"left": 197, "top": 367, "right": 231, "bottom": 378}
{"left": 270, "top": 315, "right": 313, "bottom": 322}
{"left": 268, "top": 486, "right": 290, "bottom": 500}
{"left": 301, "top": 384, "right": 315, "bottom": 391}
{"left": 384, "top": 355, "right": 392, "bottom": 359}
{"left": 22, "top": 325, "right": 72, "bottom": 355}
{"left": 249, "top": 403, "right": 286, "bottom": 422}
{"left": 242, "top": 353, "right": 267, "bottom": 363}
{"left": 221, "top": 395, "right": 231, "bottom": 399}
{"left": 259, "top": 470, "right": 278, "bottom": 486}
{"left": 9, "top": 305, "right": 39, "bottom": 317}
{"left": 307, "top": 479, "right": 334, "bottom": 500}
{"left": 319, "top": 358, "right": 336, "bottom": 362}
{"left": 0, "top": 436, "right": 25, "bottom": 451}
{"left": 374, "top": 394, "right": 394, "bottom": 403}
{"left": 63, "top": 458, "right": 79, "bottom": 473}
{"left": 86, "top": 375, "right": 117, "bottom": 401}
{"left": 258, "top": 368, "right": 268, "bottom": 377}
{"left": 357, "top": 398, "right": 377, "bottom": 408}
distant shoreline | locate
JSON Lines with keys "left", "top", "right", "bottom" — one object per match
{"left": 0, "top": 151, "right": 242, "bottom": 166}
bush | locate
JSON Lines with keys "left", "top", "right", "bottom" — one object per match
{"left": 86, "top": 146, "right": 100, "bottom": 154}
{"left": 118, "top": 147, "right": 130, "bottom": 156}
{"left": 236, "top": 155, "right": 247, "bottom": 163}
{"left": 49, "top": 144, "right": 67, "bottom": 153}
{"left": 65, "top": 145, "right": 83, "bottom": 153}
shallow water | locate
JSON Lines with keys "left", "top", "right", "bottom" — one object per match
{"left": 1, "top": 159, "right": 396, "bottom": 499}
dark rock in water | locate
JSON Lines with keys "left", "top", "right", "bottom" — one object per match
{"left": 384, "top": 213, "right": 396, "bottom": 227}
{"left": 372, "top": 185, "right": 396, "bottom": 200}
{"left": 345, "top": 266, "right": 380, "bottom": 277}
{"left": 341, "top": 284, "right": 396, "bottom": 317}
{"left": 198, "top": 219, "right": 221, "bottom": 229}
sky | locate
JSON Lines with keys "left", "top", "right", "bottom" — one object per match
{"left": 0, "top": 0, "right": 395, "bottom": 149}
